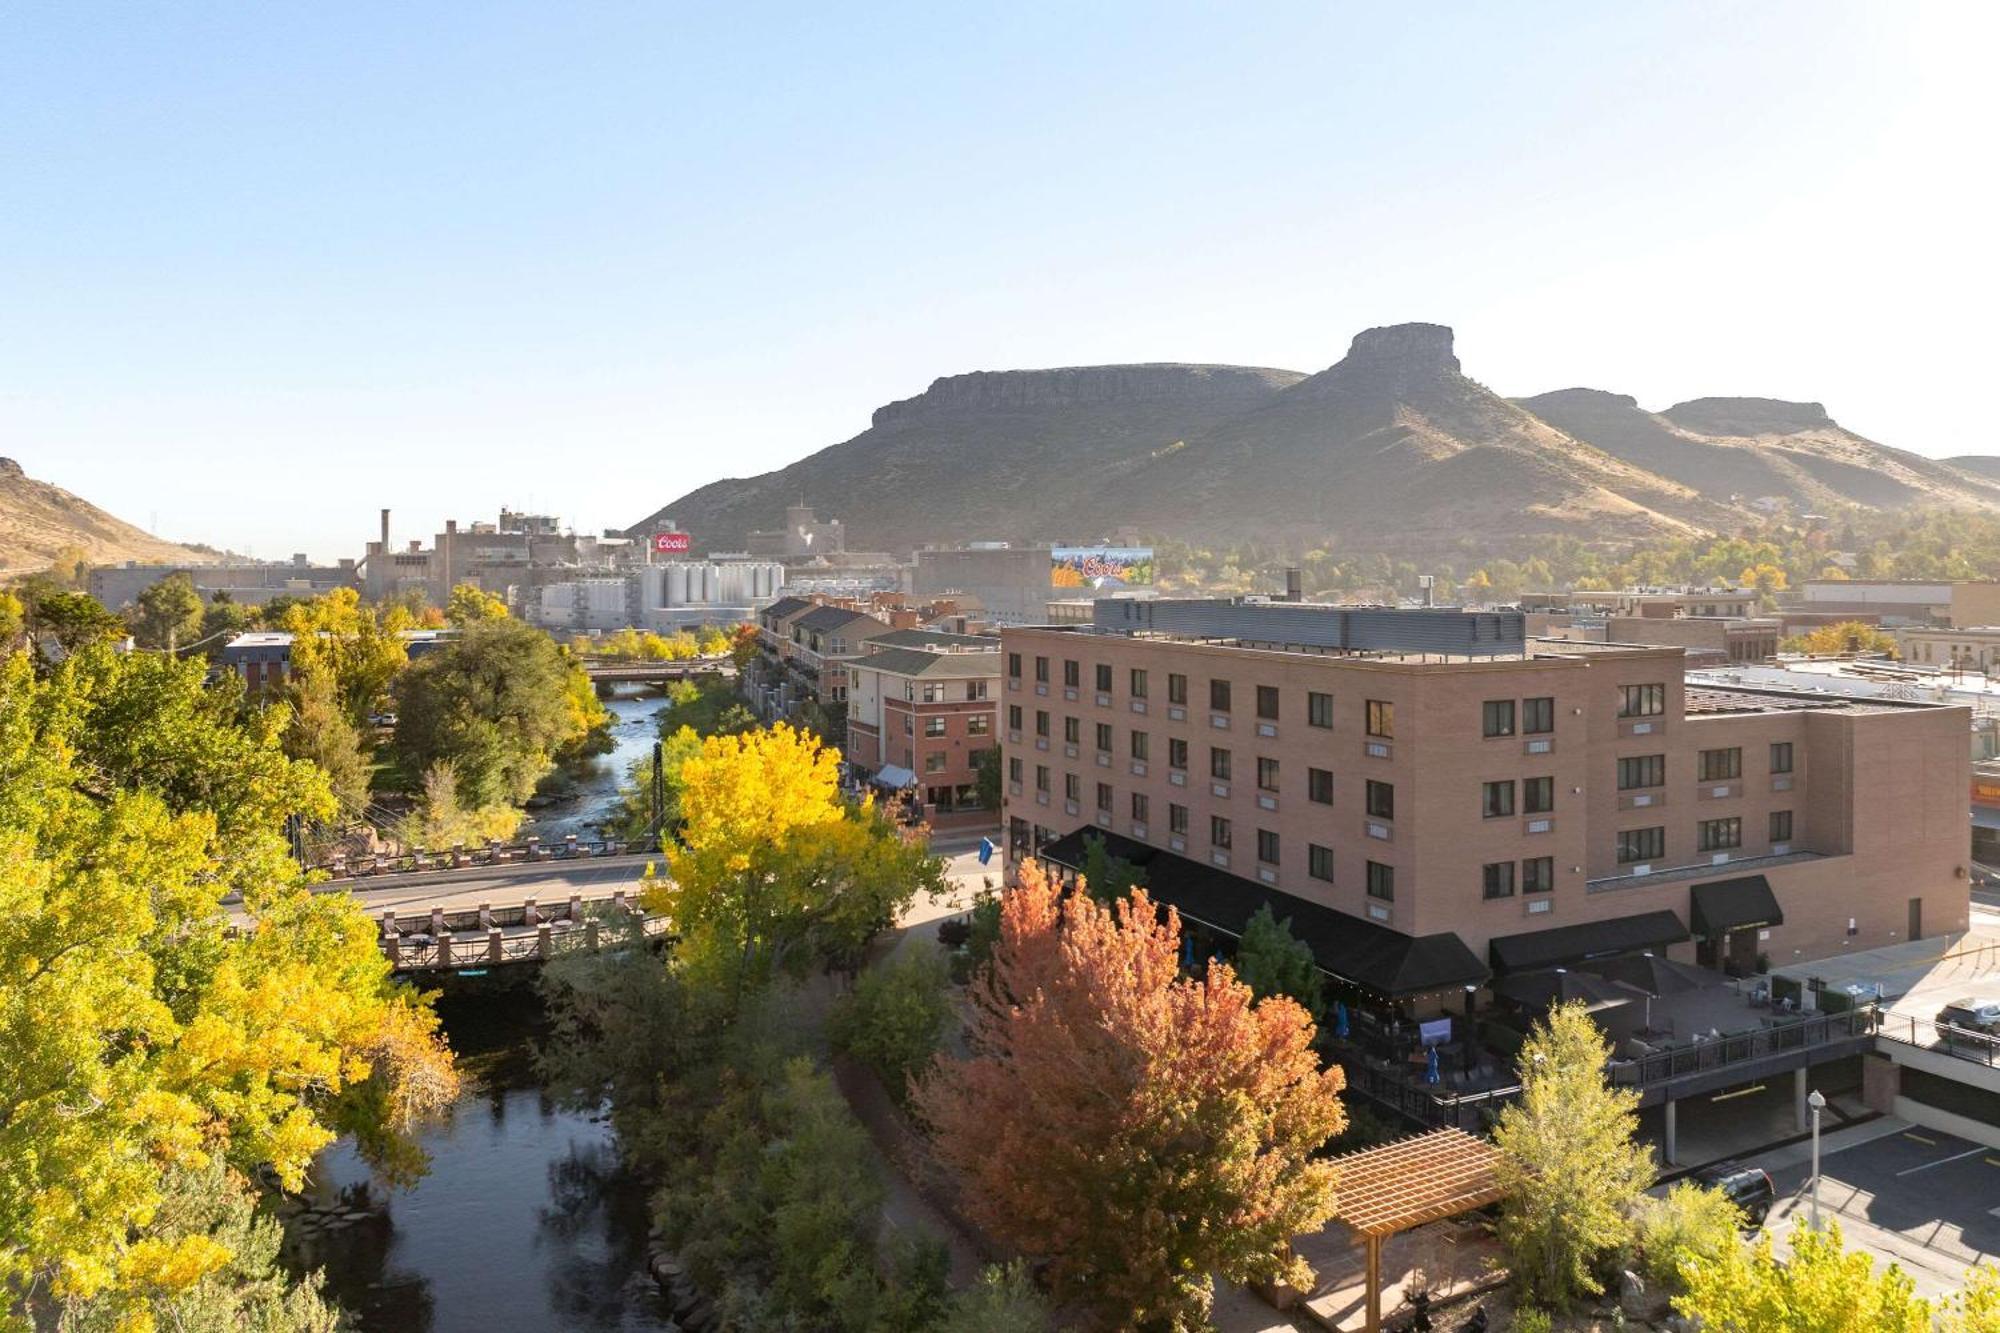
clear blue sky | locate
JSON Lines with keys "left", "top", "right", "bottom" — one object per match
{"left": 3, "top": 2, "right": 1993, "bottom": 559}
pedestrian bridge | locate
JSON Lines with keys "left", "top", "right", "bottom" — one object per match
{"left": 379, "top": 888, "right": 670, "bottom": 972}
{"left": 579, "top": 656, "right": 736, "bottom": 686}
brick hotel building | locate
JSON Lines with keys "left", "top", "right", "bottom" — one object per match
{"left": 1000, "top": 599, "right": 1972, "bottom": 1008}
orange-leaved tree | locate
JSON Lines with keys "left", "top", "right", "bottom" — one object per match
{"left": 916, "top": 859, "right": 1346, "bottom": 1330}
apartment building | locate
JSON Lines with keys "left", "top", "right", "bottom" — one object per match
{"left": 1798, "top": 579, "right": 2000, "bottom": 629}
{"left": 1000, "top": 599, "right": 1971, "bottom": 1005}
{"left": 846, "top": 645, "right": 1001, "bottom": 813}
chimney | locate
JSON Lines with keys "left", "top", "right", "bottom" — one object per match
{"left": 445, "top": 519, "right": 458, "bottom": 535}
{"left": 380, "top": 508, "right": 391, "bottom": 551}
{"left": 1284, "top": 567, "right": 1302, "bottom": 602}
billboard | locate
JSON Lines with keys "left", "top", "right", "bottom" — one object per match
{"left": 1051, "top": 545, "right": 1154, "bottom": 590}
{"left": 653, "top": 531, "right": 692, "bottom": 554}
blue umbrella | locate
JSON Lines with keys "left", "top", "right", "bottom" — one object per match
{"left": 1333, "top": 1000, "right": 1351, "bottom": 1039}
{"left": 1424, "top": 1046, "right": 1441, "bottom": 1086}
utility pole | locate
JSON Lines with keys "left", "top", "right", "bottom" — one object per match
{"left": 1808, "top": 1088, "right": 1826, "bottom": 1228}
{"left": 651, "top": 740, "right": 665, "bottom": 841}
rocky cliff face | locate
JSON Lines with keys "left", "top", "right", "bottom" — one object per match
{"left": 1661, "top": 397, "right": 1835, "bottom": 436}
{"left": 1286, "top": 322, "right": 1461, "bottom": 399}
{"left": 0, "top": 458, "right": 208, "bottom": 572}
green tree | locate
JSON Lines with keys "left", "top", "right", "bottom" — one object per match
{"left": 828, "top": 950, "right": 952, "bottom": 1103}
{"left": 1493, "top": 1001, "right": 1655, "bottom": 1310}
{"left": 940, "top": 1263, "right": 1053, "bottom": 1332}
{"left": 1676, "top": 1219, "right": 1931, "bottom": 1331}
{"left": 391, "top": 618, "right": 598, "bottom": 807}
{"left": 197, "top": 594, "right": 257, "bottom": 659}
{"left": 444, "top": 581, "right": 509, "bottom": 625}
{"left": 394, "top": 760, "right": 522, "bottom": 850}
{"left": 277, "top": 588, "right": 409, "bottom": 727}
{"left": 1079, "top": 832, "right": 1144, "bottom": 905}
{"left": 24, "top": 589, "right": 124, "bottom": 658}
{"left": 127, "top": 572, "right": 204, "bottom": 651}
{"left": 280, "top": 666, "right": 372, "bottom": 820}
{"left": 1233, "top": 902, "right": 1324, "bottom": 1019}
{"left": 1634, "top": 1181, "right": 1745, "bottom": 1293}
{"left": 0, "top": 590, "right": 23, "bottom": 651}
{"left": 972, "top": 746, "right": 1001, "bottom": 811}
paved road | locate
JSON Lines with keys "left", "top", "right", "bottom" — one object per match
{"left": 323, "top": 853, "right": 665, "bottom": 917}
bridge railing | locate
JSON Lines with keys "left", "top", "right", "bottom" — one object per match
{"left": 1875, "top": 1010, "right": 2000, "bottom": 1068}
{"left": 381, "top": 897, "right": 671, "bottom": 971}
{"left": 313, "top": 834, "right": 654, "bottom": 878}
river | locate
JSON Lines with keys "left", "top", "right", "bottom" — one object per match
{"left": 523, "top": 687, "right": 670, "bottom": 841}
{"left": 293, "top": 983, "right": 677, "bottom": 1333}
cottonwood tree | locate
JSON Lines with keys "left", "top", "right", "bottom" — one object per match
{"left": 917, "top": 859, "right": 1346, "bottom": 1330}
{"left": 126, "top": 572, "right": 204, "bottom": 650}
{"left": 1676, "top": 1220, "right": 1932, "bottom": 1332}
{"left": 1493, "top": 1001, "right": 1655, "bottom": 1310}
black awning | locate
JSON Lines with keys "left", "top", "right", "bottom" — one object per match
{"left": 1489, "top": 909, "right": 1689, "bottom": 973}
{"left": 1036, "top": 828, "right": 1488, "bottom": 998}
{"left": 1690, "top": 875, "right": 1784, "bottom": 937}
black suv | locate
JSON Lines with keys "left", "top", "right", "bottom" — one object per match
{"left": 1691, "top": 1161, "right": 1775, "bottom": 1228}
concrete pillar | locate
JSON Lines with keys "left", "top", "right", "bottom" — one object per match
{"left": 523, "top": 897, "right": 538, "bottom": 927}
{"left": 1795, "top": 1067, "right": 1810, "bottom": 1132}
{"left": 487, "top": 927, "right": 503, "bottom": 963}
{"left": 430, "top": 905, "right": 445, "bottom": 937}
{"left": 451, "top": 841, "right": 466, "bottom": 868}
{"left": 478, "top": 901, "right": 492, "bottom": 930}
{"left": 586, "top": 918, "right": 600, "bottom": 952}
{"left": 536, "top": 923, "right": 553, "bottom": 959}
{"left": 380, "top": 909, "right": 397, "bottom": 937}
{"left": 564, "top": 833, "right": 579, "bottom": 858}
{"left": 1862, "top": 1053, "right": 1901, "bottom": 1114}
{"left": 567, "top": 894, "right": 582, "bottom": 922}
{"left": 1663, "top": 1097, "right": 1678, "bottom": 1167}
{"left": 438, "top": 932, "right": 453, "bottom": 968}
{"left": 526, "top": 836, "right": 543, "bottom": 862}
{"left": 383, "top": 933, "right": 400, "bottom": 966}
{"left": 612, "top": 889, "right": 626, "bottom": 915}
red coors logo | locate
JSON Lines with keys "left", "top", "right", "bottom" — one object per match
{"left": 653, "top": 532, "right": 692, "bottom": 553}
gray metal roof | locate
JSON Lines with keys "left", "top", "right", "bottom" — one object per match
{"left": 848, "top": 647, "right": 1002, "bottom": 678}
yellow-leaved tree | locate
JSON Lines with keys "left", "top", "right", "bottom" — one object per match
{"left": 0, "top": 646, "right": 458, "bottom": 1330}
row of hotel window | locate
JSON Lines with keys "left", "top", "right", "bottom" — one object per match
{"left": 1007, "top": 654, "right": 1679, "bottom": 734}
{"left": 1619, "top": 743, "right": 1792, "bottom": 788}
{"left": 1616, "top": 812, "right": 1793, "bottom": 863}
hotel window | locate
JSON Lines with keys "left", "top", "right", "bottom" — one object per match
{"left": 925, "top": 752, "right": 946, "bottom": 773}
{"left": 925, "top": 716, "right": 946, "bottom": 737}
{"left": 1007, "top": 652, "right": 1021, "bottom": 679}
{"left": 1770, "top": 742, "right": 1794, "bottom": 774}
{"left": 1309, "top": 843, "right": 1335, "bottom": 882}
{"left": 1257, "top": 757, "right": 1280, "bottom": 791}
{"left": 1308, "top": 691, "right": 1334, "bottom": 729}
{"left": 921, "top": 682, "right": 943, "bottom": 703}
{"left": 1034, "top": 765, "right": 1049, "bottom": 792}
{"left": 1257, "top": 828, "right": 1280, "bottom": 865}
{"left": 1096, "top": 782, "right": 1113, "bottom": 812}
{"left": 1618, "top": 683, "right": 1666, "bottom": 718}
{"left": 1523, "top": 776, "right": 1554, "bottom": 815}
{"left": 1698, "top": 747, "right": 1742, "bottom": 781}
{"left": 1168, "top": 737, "right": 1188, "bottom": 770}
{"left": 1063, "top": 716, "right": 1080, "bottom": 744}
{"left": 1698, "top": 816, "right": 1742, "bottom": 852}
{"left": 1308, "top": 767, "right": 1333, "bottom": 804}
{"left": 1130, "top": 668, "right": 1149, "bottom": 699}
{"left": 1008, "top": 756, "right": 1022, "bottom": 783}
{"left": 1617, "top": 826, "right": 1665, "bottom": 864}
{"left": 966, "top": 680, "right": 988, "bottom": 701}
{"left": 1131, "top": 792, "right": 1149, "bottom": 822}
{"left": 1522, "top": 696, "right": 1555, "bottom": 734}
{"left": 1095, "top": 663, "right": 1112, "bottom": 692}
{"left": 1770, "top": 809, "right": 1793, "bottom": 842}
{"left": 1034, "top": 656, "right": 1049, "bottom": 683}
{"left": 1482, "top": 780, "right": 1516, "bottom": 818}
{"left": 1130, "top": 730, "right": 1149, "bottom": 761}
{"left": 1169, "top": 803, "right": 1189, "bottom": 835}
{"left": 1366, "top": 699, "right": 1394, "bottom": 738}
{"left": 1095, "top": 722, "right": 1113, "bottom": 752}
{"left": 1008, "top": 704, "right": 1022, "bottom": 730}
{"left": 1366, "top": 779, "right": 1394, "bottom": 820}
{"left": 1617, "top": 754, "right": 1665, "bottom": 789}
{"left": 1063, "top": 659, "right": 1080, "bottom": 688}
{"left": 1211, "top": 815, "right": 1233, "bottom": 849}
{"left": 1064, "top": 773, "right": 1080, "bottom": 801}
{"left": 1210, "top": 679, "right": 1232, "bottom": 712}
{"left": 1482, "top": 861, "right": 1516, "bottom": 900}
{"left": 1521, "top": 856, "right": 1555, "bottom": 894}
{"left": 1034, "top": 710, "right": 1049, "bottom": 737}
{"left": 967, "top": 714, "right": 990, "bottom": 736}
{"left": 1210, "top": 747, "right": 1232, "bottom": 781}
{"left": 1366, "top": 861, "right": 1395, "bottom": 901}
{"left": 904, "top": 715, "right": 913, "bottom": 735}
{"left": 1482, "top": 699, "right": 1516, "bottom": 737}
{"left": 1168, "top": 673, "right": 1188, "bottom": 705}
{"left": 1256, "top": 685, "right": 1280, "bottom": 720}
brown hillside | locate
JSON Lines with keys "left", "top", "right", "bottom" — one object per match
{"left": 0, "top": 458, "right": 209, "bottom": 573}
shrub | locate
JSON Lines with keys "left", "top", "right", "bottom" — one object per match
{"left": 1514, "top": 1308, "right": 1553, "bottom": 1333}
{"left": 941, "top": 1262, "right": 1054, "bottom": 1332}
{"left": 829, "top": 951, "right": 953, "bottom": 1102}
{"left": 1635, "top": 1182, "right": 1743, "bottom": 1293}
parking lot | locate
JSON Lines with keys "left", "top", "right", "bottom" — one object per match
{"left": 1760, "top": 1124, "right": 2000, "bottom": 1297}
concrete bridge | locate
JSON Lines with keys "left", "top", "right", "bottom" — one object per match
{"left": 579, "top": 656, "right": 736, "bottom": 686}
{"left": 330, "top": 853, "right": 670, "bottom": 973}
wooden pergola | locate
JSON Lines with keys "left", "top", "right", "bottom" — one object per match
{"left": 1329, "top": 1128, "right": 1506, "bottom": 1333}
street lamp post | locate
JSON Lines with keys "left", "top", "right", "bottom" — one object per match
{"left": 1807, "top": 1089, "right": 1827, "bottom": 1229}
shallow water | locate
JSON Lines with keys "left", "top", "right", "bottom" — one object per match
{"left": 523, "top": 688, "right": 668, "bottom": 840}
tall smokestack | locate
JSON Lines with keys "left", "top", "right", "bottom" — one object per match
{"left": 380, "top": 508, "right": 391, "bottom": 551}
{"left": 1284, "top": 567, "right": 1302, "bottom": 602}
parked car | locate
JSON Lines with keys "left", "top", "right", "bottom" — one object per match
{"left": 1934, "top": 998, "right": 2000, "bottom": 1046}
{"left": 1691, "top": 1161, "right": 1775, "bottom": 1228}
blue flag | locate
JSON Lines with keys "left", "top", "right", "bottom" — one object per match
{"left": 977, "top": 837, "right": 994, "bottom": 866}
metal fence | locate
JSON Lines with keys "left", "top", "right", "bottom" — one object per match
{"left": 1875, "top": 1010, "right": 2000, "bottom": 1068}
{"left": 314, "top": 836, "right": 650, "bottom": 878}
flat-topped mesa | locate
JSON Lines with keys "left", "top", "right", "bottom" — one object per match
{"left": 870, "top": 363, "right": 1300, "bottom": 428}
{"left": 1294, "top": 322, "right": 1462, "bottom": 398}
{"left": 1662, "top": 397, "right": 1835, "bottom": 436}
{"left": 1517, "top": 387, "right": 1641, "bottom": 413}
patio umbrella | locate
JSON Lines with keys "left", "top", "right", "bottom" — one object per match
{"left": 1333, "top": 1000, "right": 1351, "bottom": 1040}
{"left": 1424, "top": 1046, "right": 1441, "bottom": 1085}
{"left": 1583, "top": 951, "right": 1720, "bottom": 998}
{"left": 1490, "top": 967, "right": 1633, "bottom": 1014}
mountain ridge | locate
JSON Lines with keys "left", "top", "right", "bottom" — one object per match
{"left": 0, "top": 457, "right": 210, "bottom": 574}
